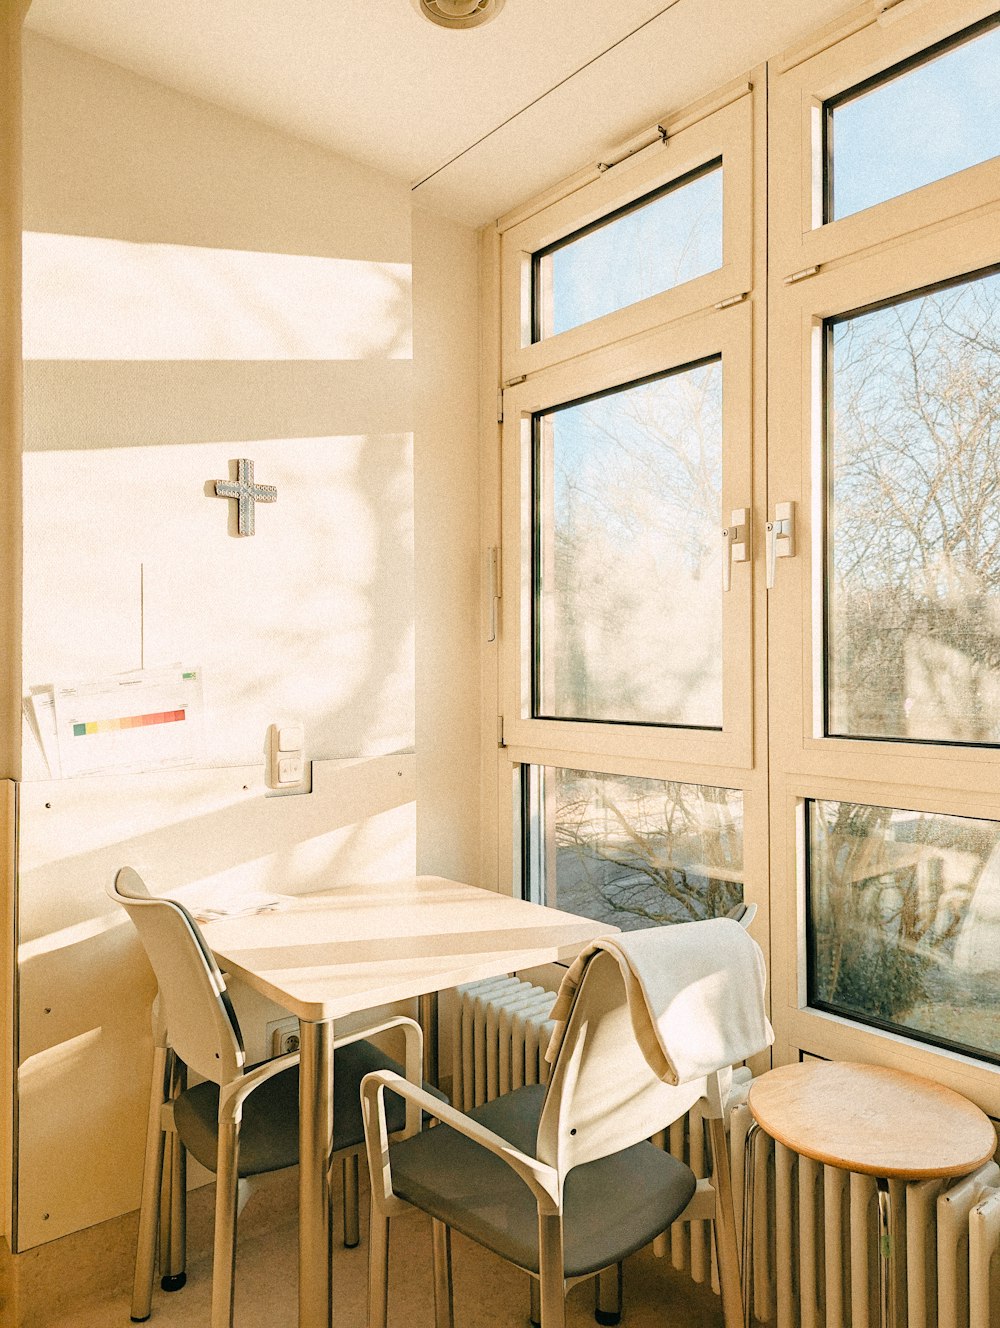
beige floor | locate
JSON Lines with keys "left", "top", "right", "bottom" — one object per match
{"left": 30, "top": 1168, "right": 726, "bottom": 1328}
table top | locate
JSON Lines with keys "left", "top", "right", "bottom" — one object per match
{"left": 748, "top": 1061, "right": 997, "bottom": 1179}
{"left": 202, "top": 875, "right": 615, "bottom": 1021}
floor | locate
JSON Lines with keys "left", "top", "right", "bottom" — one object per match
{"left": 27, "top": 1168, "right": 726, "bottom": 1328}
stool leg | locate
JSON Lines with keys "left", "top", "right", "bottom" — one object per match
{"left": 742, "top": 1120, "right": 760, "bottom": 1328}
{"left": 877, "top": 1178, "right": 893, "bottom": 1328}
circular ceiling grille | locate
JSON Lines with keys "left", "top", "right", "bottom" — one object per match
{"left": 412, "top": 0, "right": 505, "bottom": 30}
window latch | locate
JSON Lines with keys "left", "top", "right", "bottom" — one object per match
{"left": 722, "top": 508, "right": 749, "bottom": 592}
{"left": 766, "top": 502, "right": 796, "bottom": 589}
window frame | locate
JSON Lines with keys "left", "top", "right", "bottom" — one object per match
{"left": 769, "top": 0, "right": 1000, "bottom": 278}
{"left": 500, "top": 304, "right": 755, "bottom": 770}
{"left": 499, "top": 89, "right": 752, "bottom": 380}
{"left": 768, "top": 3, "right": 1000, "bottom": 1113}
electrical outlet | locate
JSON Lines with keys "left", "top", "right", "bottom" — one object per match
{"left": 266, "top": 1016, "right": 300, "bottom": 1057}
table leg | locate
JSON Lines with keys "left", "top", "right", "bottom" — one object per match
{"left": 876, "top": 1177, "right": 893, "bottom": 1328}
{"left": 419, "top": 990, "right": 439, "bottom": 1087}
{"left": 299, "top": 1018, "right": 335, "bottom": 1328}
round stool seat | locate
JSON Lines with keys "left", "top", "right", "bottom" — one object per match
{"left": 748, "top": 1061, "right": 996, "bottom": 1179}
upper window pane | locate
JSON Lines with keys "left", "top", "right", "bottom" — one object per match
{"left": 534, "top": 358, "right": 723, "bottom": 728}
{"left": 533, "top": 162, "right": 723, "bottom": 340}
{"left": 827, "top": 18, "right": 1000, "bottom": 221}
{"left": 825, "top": 268, "right": 1000, "bottom": 745}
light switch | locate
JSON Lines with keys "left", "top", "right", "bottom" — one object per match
{"left": 266, "top": 721, "right": 307, "bottom": 792}
{"left": 277, "top": 724, "right": 304, "bottom": 754}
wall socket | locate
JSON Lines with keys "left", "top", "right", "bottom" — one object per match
{"left": 266, "top": 1016, "right": 300, "bottom": 1057}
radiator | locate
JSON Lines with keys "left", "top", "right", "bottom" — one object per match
{"left": 452, "top": 976, "right": 557, "bottom": 1110}
{"left": 729, "top": 1099, "right": 1000, "bottom": 1328}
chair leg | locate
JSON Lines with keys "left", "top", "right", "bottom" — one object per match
{"left": 538, "top": 1211, "right": 566, "bottom": 1328}
{"left": 431, "top": 1220, "right": 454, "bottom": 1328}
{"left": 594, "top": 1263, "right": 623, "bottom": 1325}
{"left": 160, "top": 1054, "right": 187, "bottom": 1293}
{"left": 529, "top": 1276, "right": 541, "bottom": 1328}
{"left": 160, "top": 1133, "right": 188, "bottom": 1291}
{"left": 210, "top": 1117, "right": 242, "bottom": 1328}
{"left": 368, "top": 1210, "right": 390, "bottom": 1328}
{"left": 131, "top": 1045, "right": 169, "bottom": 1323}
{"left": 708, "top": 1115, "right": 743, "bottom": 1328}
{"left": 344, "top": 1154, "right": 360, "bottom": 1248}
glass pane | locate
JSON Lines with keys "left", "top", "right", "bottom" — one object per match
{"left": 807, "top": 800, "right": 1000, "bottom": 1063}
{"left": 826, "top": 269, "right": 1000, "bottom": 744}
{"left": 524, "top": 766, "right": 743, "bottom": 930}
{"left": 828, "top": 19, "right": 1000, "bottom": 220}
{"left": 535, "top": 358, "right": 723, "bottom": 727}
{"left": 534, "top": 163, "right": 723, "bottom": 339}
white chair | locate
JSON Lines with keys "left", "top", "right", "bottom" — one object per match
{"left": 110, "top": 867, "right": 432, "bottom": 1328}
{"left": 362, "top": 922, "right": 768, "bottom": 1328}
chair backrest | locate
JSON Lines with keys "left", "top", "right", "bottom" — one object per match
{"left": 109, "top": 867, "right": 245, "bottom": 1085}
{"left": 536, "top": 949, "right": 709, "bottom": 1179}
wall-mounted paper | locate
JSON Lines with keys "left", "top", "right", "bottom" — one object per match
{"left": 52, "top": 666, "right": 205, "bottom": 778}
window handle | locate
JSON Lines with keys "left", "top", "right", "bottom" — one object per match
{"left": 766, "top": 502, "right": 795, "bottom": 590}
{"left": 722, "top": 508, "right": 749, "bottom": 593}
{"left": 486, "top": 546, "right": 500, "bottom": 643}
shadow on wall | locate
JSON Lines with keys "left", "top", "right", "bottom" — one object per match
{"left": 20, "top": 32, "right": 418, "bottom": 771}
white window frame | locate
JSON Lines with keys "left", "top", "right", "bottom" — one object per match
{"left": 500, "top": 303, "right": 754, "bottom": 770}
{"left": 770, "top": 0, "right": 1000, "bottom": 277}
{"left": 768, "top": 1, "right": 1000, "bottom": 1114}
{"left": 500, "top": 85, "right": 753, "bottom": 380}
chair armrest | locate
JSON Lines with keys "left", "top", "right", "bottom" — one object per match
{"left": 334, "top": 1016, "right": 424, "bottom": 1137}
{"left": 220, "top": 1050, "right": 300, "bottom": 1119}
{"left": 361, "top": 1070, "right": 560, "bottom": 1217}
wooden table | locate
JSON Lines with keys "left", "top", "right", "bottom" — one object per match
{"left": 202, "top": 876, "right": 615, "bottom": 1328}
{"left": 743, "top": 1062, "right": 996, "bottom": 1328}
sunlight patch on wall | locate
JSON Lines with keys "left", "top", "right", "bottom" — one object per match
{"left": 22, "top": 232, "right": 413, "bottom": 361}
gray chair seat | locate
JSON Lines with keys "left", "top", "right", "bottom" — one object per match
{"left": 387, "top": 1084, "right": 696, "bottom": 1278}
{"left": 176, "top": 1039, "right": 446, "bottom": 1176}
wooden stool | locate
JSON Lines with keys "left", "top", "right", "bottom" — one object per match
{"left": 742, "top": 1062, "right": 996, "bottom": 1328}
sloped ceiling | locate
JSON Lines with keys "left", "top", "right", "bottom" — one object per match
{"left": 24, "top": 0, "right": 858, "bottom": 225}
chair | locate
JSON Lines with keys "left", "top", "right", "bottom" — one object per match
{"left": 361, "top": 920, "right": 771, "bottom": 1328}
{"left": 109, "top": 867, "right": 434, "bottom": 1328}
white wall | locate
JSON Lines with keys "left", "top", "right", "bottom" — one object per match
{"left": 12, "top": 33, "right": 480, "bottom": 1249}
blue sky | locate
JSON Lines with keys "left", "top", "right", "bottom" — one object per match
{"left": 833, "top": 21, "right": 999, "bottom": 218}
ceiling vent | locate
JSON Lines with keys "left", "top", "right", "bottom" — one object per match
{"left": 412, "top": 0, "right": 505, "bottom": 29}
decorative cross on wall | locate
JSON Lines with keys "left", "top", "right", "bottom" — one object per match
{"left": 213, "top": 458, "right": 277, "bottom": 536}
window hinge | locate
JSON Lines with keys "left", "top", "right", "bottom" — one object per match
{"left": 497, "top": 714, "right": 506, "bottom": 748}
{"left": 784, "top": 264, "right": 821, "bottom": 285}
{"left": 714, "top": 291, "right": 749, "bottom": 310}
{"left": 498, "top": 376, "right": 526, "bottom": 422}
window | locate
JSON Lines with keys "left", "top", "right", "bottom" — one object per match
{"left": 825, "top": 267, "right": 1000, "bottom": 745}
{"left": 826, "top": 16, "right": 1000, "bottom": 221}
{"left": 523, "top": 766, "right": 743, "bottom": 929}
{"left": 532, "top": 162, "right": 723, "bottom": 340}
{"left": 533, "top": 358, "right": 723, "bottom": 728}
{"left": 807, "top": 799, "right": 1000, "bottom": 1064}
{"left": 494, "top": 1, "right": 1000, "bottom": 1112}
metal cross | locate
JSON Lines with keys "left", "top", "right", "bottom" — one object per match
{"left": 214, "top": 458, "right": 277, "bottom": 536}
